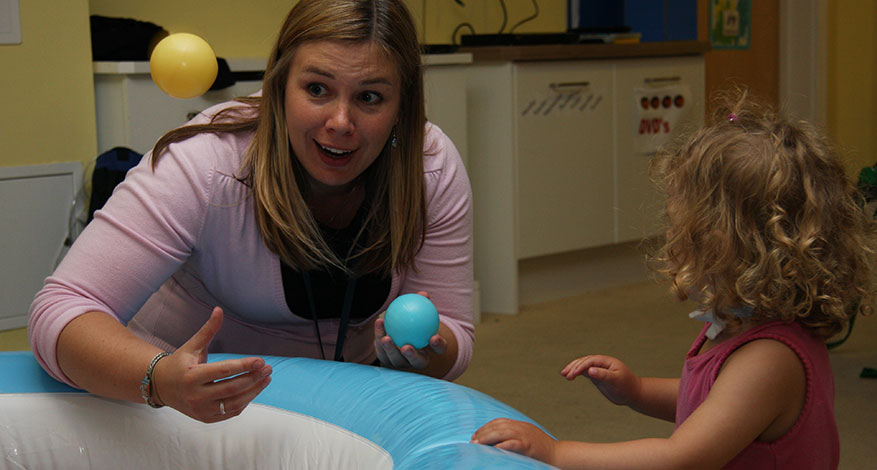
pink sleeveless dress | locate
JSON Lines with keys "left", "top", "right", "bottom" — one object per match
{"left": 676, "top": 321, "right": 839, "bottom": 469}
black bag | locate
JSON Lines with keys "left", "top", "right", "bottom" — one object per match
{"left": 88, "top": 147, "right": 143, "bottom": 223}
{"left": 90, "top": 15, "right": 168, "bottom": 61}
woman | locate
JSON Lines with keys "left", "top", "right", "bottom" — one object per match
{"left": 28, "top": 0, "right": 474, "bottom": 423}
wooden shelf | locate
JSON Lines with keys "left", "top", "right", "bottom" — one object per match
{"left": 459, "top": 40, "right": 710, "bottom": 63}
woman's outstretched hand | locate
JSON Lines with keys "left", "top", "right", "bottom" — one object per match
{"left": 374, "top": 291, "right": 447, "bottom": 370}
{"left": 151, "top": 307, "right": 273, "bottom": 423}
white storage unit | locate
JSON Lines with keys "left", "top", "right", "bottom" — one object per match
{"left": 467, "top": 51, "right": 705, "bottom": 314}
{"left": 516, "top": 61, "right": 616, "bottom": 258}
{"left": 93, "top": 58, "right": 266, "bottom": 156}
{"left": 615, "top": 56, "right": 705, "bottom": 242}
{"left": 0, "top": 163, "right": 82, "bottom": 329}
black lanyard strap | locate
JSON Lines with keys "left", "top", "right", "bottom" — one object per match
{"left": 335, "top": 276, "right": 357, "bottom": 362}
{"left": 302, "top": 271, "right": 357, "bottom": 362}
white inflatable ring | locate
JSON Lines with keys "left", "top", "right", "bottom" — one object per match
{"left": 0, "top": 352, "right": 555, "bottom": 469}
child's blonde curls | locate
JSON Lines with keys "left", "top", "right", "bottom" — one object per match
{"left": 650, "top": 89, "right": 877, "bottom": 338}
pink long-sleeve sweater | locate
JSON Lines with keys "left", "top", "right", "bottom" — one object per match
{"left": 29, "top": 104, "right": 474, "bottom": 385}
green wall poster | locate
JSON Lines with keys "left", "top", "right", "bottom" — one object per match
{"left": 710, "top": 0, "right": 751, "bottom": 50}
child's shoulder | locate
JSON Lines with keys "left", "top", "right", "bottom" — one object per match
{"left": 726, "top": 334, "right": 804, "bottom": 372}
{"left": 717, "top": 330, "right": 807, "bottom": 441}
{"left": 716, "top": 321, "right": 812, "bottom": 397}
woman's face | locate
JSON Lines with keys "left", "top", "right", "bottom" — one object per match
{"left": 285, "top": 40, "right": 400, "bottom": 194}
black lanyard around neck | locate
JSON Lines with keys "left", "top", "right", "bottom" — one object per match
{"left": 302, "top": 271, "right": 357, "bottom": 362}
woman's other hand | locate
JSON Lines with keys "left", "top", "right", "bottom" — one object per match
{"left": 374, "top": 291, "right": 448, "bottom": 370}
{"left": 152, "top": 307, "right": 273, "bottom": 422}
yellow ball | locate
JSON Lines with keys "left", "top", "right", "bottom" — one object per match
{"left": 149, "top": 33, "right": 218, "bottom": 99}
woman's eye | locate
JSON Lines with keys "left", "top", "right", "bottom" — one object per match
{"left": 307, "top": 83, "right": 327, "bottom": 97}
{"left": 360, "top": 91, "right": 383, "bottom": 104}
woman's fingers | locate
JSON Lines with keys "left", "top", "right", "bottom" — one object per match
{"left": 400, "top": 344, "right": 429, "bottom": 369}
{"left": 374, "top": 318, "right": 392, "bottom": 364}
{"left": 199, "top": 367, "right": 273, "bottom": 422}
{"left": 375, "top": 317, "right": 443, "bottom": 370}
{"left": 195, "top": 356, "right": 271, "bottom": 384}
{"left": 374, "top": 317, "right": 414, "bottom": 368}
{"left": 374, "top": 301, "right": 447, "bottom": 371}
{"left": 428, "top": 333, "right": 447, "bottom": 356}
{"left": 177, "top": 307, "right": 224, "bottom": 362}
{"left": 379, "top": 335, "right": 412, "bottom": 368}
{"left": 154, "top": 306, "right": 274, "bottom": 422}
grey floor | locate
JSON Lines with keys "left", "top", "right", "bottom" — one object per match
{"left": 457, "top": 280, "right": 877, "bottom": 469}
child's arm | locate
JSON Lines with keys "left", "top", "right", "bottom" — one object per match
{"left": 473, "top": 339, "right": 806, "bottom": 469}
{"left": 561, "top": 355, "right": 679, "bottom": 422}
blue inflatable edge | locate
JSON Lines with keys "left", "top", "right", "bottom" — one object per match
{"left": 0, "top": 351, "right": 556, "bottom": 469}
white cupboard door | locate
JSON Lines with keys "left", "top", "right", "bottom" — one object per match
{"left": 614, "top": 56, "right": 705, "bottom": 242}
{"left": 515, "top": 61, "right": 615, "bottom": 258}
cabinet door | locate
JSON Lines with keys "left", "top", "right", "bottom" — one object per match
{"left": 614, "top": 56, "right": 704, "bottom": 242}
{"left": 95, "top": 75, "right": 262, "bottom": 155}
{"left": 124, "top": 78, "right": 263, "bottom": 154}
{"left": 515, "top": 61, "right": 615, "bottom": 259}
{"left": 424, "top": 64, "right": 468, "bottom": 167}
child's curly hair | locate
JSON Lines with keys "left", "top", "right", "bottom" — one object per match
{"left": 650, "top": 89, "right": 876, "bottom": 338}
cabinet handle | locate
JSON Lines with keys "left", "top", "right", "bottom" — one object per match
{"left": 643, "top": 76, "right": 681, "bottom": 85}
{"left": 550, "top": 81, "right": 590, "bottom": 91}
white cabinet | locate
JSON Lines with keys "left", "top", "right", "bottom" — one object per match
{"left": 0, "top": 163, "right": 82, "bottom": 330}
{"left": 467, "top": 55, "right": 704, "bottom": 314}
{"left": 516, "top": 61, "right": 615, "bottom": 257}
{"left": 615, "top": 57, "right": 704, "bottom": 242}
{"left": 93, "top": 59, "right": 266, "bottom": 156}
{"left": 422, "top": 54, "right": 472, "bottom": 166}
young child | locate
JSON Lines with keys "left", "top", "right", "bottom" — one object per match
{"left": 470, "top": 90, "right": 876, "bottom": 469}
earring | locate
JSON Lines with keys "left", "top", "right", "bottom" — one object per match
{"left": 391, "top": 131, "right": 398, "bottom": 148}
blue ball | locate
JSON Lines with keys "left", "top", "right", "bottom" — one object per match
{"left": 384, "top": 294, "right": 440, "bottom": 349}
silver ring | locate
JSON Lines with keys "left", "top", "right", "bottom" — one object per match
{"left": 219, "top": 400, "right": 226, "bottom": 415}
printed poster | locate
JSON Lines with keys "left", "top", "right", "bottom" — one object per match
{"left": 633, "top": 84, "right": 693, "bottom": 155}
{"left": 710, "top": 0, "right": 751, "bottom": 50}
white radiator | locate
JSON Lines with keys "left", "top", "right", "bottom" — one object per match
{"left": 0, "top": 162, "right": 84, "bottom": 330}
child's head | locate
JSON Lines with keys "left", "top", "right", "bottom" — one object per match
{"left": 651, "top": 88, "right": 875, "bottom": 337}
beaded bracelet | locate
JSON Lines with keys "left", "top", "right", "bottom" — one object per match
{"left": 139, "top": 351, "right": 171, "bottom": 408}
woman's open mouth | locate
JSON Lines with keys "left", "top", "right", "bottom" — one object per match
{"left": 317, "top": 142, "right": 354, "bottom": 159}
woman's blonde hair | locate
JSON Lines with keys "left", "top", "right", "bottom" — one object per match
{"left": 152, "top": 0, "right": 426, "bottom": 277}
{"left": 650, "top": 89, "right": 876, "bottom": 338}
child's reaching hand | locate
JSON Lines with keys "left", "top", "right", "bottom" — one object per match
{"left": 561, "top": 355, "right": 642, "bottom": 407}
{"left": 470, "top": 418, "right": 557, "bottom": 464}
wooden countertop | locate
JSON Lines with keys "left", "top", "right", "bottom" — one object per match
{"left": 458, "top": 40, "right": 710, "bottom": 62}
{"left": 94, "top": 53, "right": 472, "bottom": 75}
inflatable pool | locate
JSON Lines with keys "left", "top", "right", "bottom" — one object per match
{"left": 0, "top": 351, "right": 556, "bottom": 469}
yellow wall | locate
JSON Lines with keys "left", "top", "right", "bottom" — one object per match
{"left": 88, "top": 0, "right": 567, "bottom": 57}
{"left": 2, "top": 1, "right": 870, "bottom": 176}
{"left": 0, "top": 0, "right": 96, "bottom": 168}
{"left": 0, "top": 0, "right": 564, "bottom": 170}
{"left": 420, "top": 0, "right": 566, "bottom": 45}
{"left": 827, "top": 2, "right": 877, "bottom": 174}
{"left": 88, "top": 0, "right": 291, "bottom": 59}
